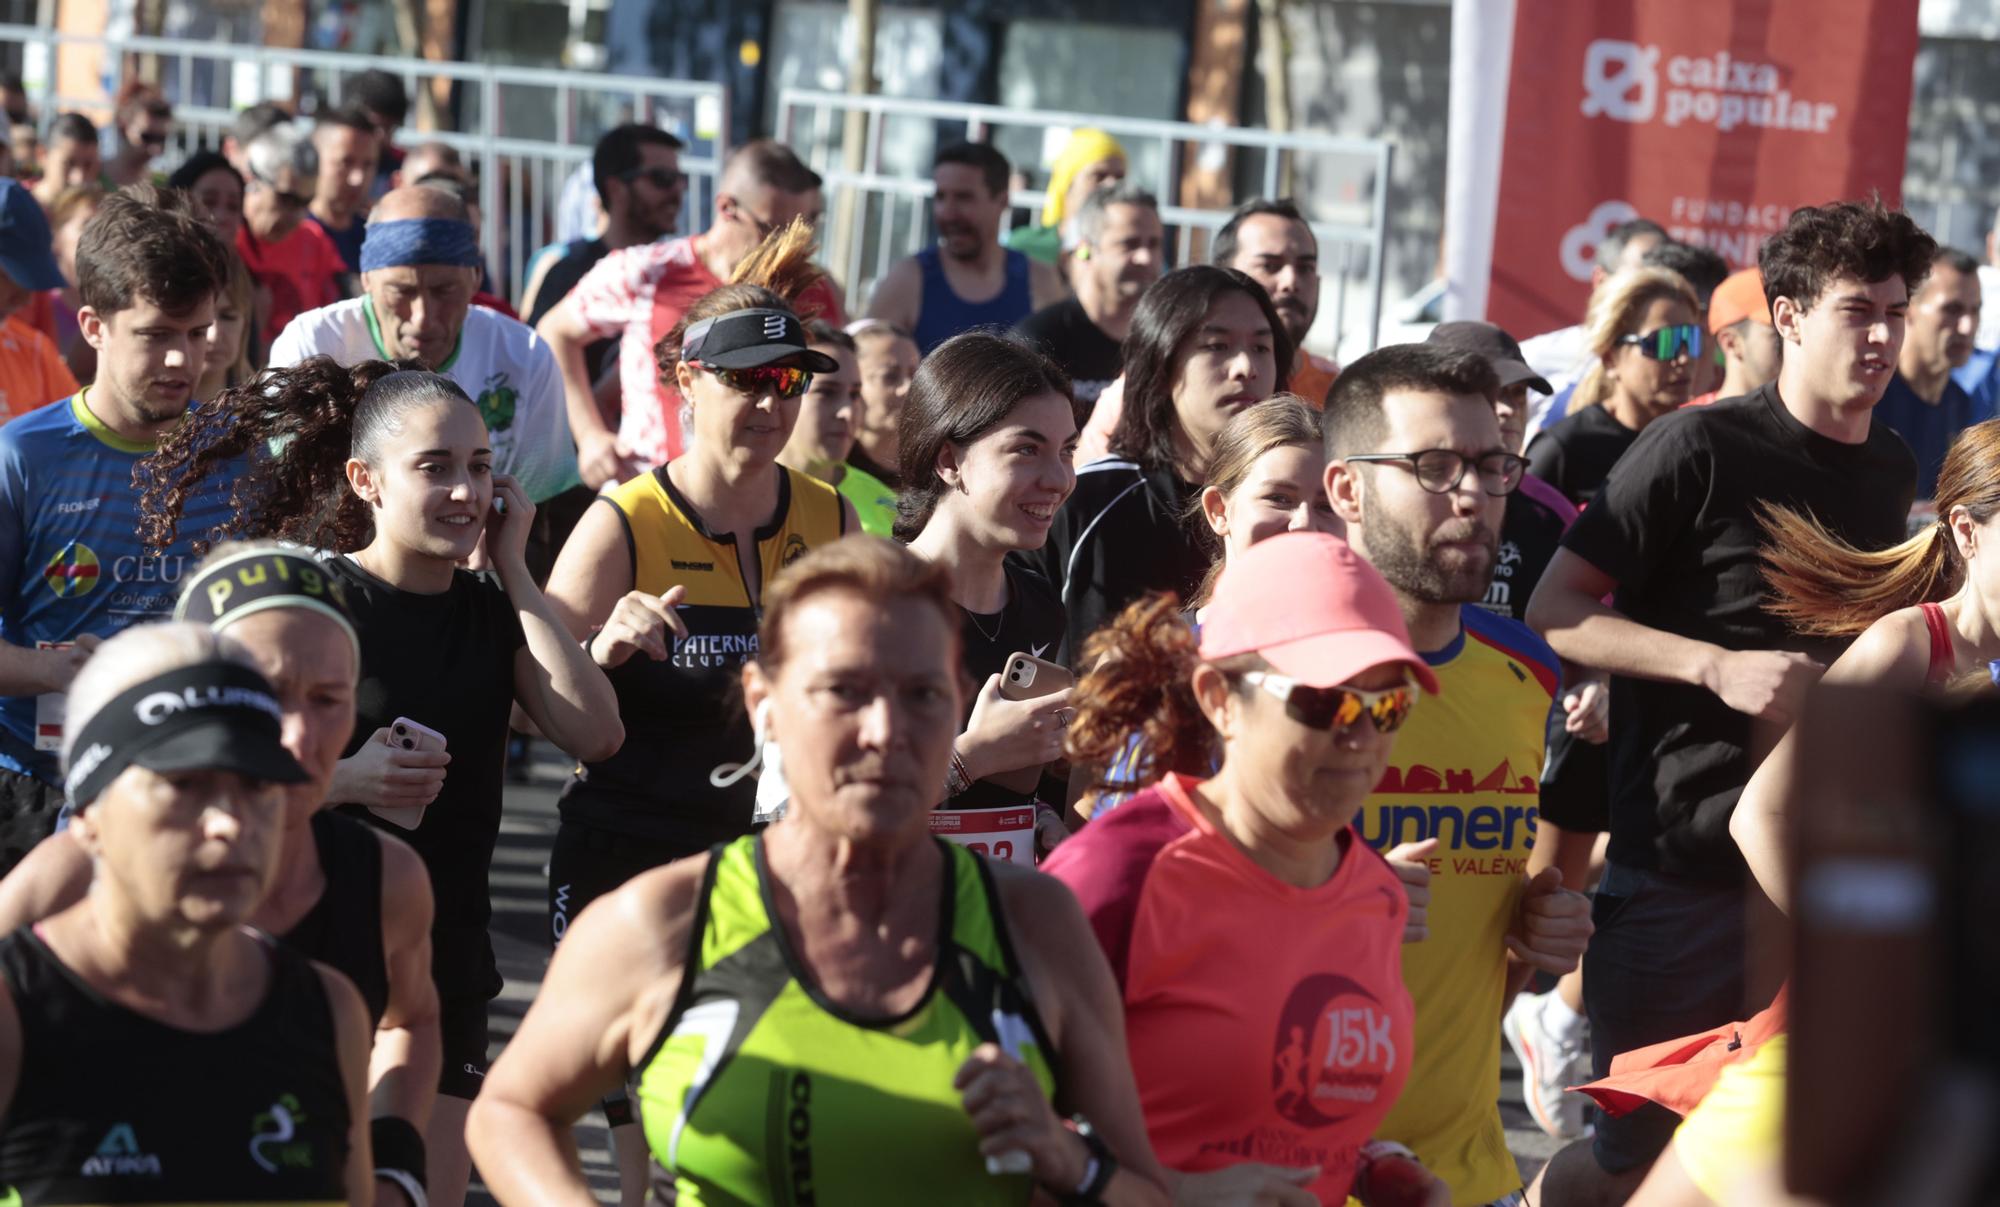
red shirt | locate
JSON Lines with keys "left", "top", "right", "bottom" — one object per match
{"left": 237, "top": 221, "right": 346, "bottom": 339}
{"left": 568, "top": 235, "right": 847, "bottom": 466}
{"left": 1043, "top": 774, "right": 1413, "bottom": 1201}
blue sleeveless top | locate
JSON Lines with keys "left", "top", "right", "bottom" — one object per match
{"left": 913, "top": 247, "right": 1034, "bottom": 354}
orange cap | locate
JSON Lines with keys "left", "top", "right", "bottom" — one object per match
{"left": 1707, "top": 267, "right": 1772, "bottom": 334}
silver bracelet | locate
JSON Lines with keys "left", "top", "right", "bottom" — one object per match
{"left": 377, "top": 1167, "right": 429, "bottom": 1207}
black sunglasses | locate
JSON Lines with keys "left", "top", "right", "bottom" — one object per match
{"left": 620, "top": 166, "right": 689, "bottom": 191}
{"left": 251, "top": 169, "right": 312, "bottom": 211}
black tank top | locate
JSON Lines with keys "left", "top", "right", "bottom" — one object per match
{"left": 281, "top": 811, "right": 389, "bottom": 1026}
{"left": 0, "top": 927, "right": 350, "bottom": 1204}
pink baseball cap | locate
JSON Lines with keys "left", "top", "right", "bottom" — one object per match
{"left": 1199, "top": 532, "right": 1441, "bottom": 695}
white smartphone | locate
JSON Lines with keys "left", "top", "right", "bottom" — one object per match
{"left": 369, "top": 717, "right": 447, "bottom": 830}
{"left": 388, "top": 716, "right": 447, "bottom": 753}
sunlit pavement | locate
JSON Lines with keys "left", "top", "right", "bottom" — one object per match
{"left": 472, "top": 745, "right": 1563, "bottom": 1204}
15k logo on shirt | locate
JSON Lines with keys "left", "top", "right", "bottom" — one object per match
{"left": 1269, "top": 973, "right": 1399, "bottom": 1128}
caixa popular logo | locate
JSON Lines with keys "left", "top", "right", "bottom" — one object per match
{"left": 1582, "top": 39, "right": 1839, "bottom": 134}
{"left": 1269, "top": 974, "right": 1400, "bottom": 1129}
{"left": 1559, "top": 199, "right": 1642, "bottom": 282}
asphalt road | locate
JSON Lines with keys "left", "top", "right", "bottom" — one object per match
{"left": 469, "top": 753, "right": 1565, "bottom": 1204}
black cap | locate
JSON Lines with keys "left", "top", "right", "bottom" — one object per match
{"left": 1427, "top": 321, "right": 1553, "bottom": 396}
{"left": 681, "top": 308, "right": 839, "bottom": 373}
{"left": 64, "top": 661, "right": 309, "bottom": 810}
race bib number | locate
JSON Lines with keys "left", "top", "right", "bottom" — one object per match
{"left": 929, "top": 806, "right": 1036, "bottom": 867}
{"left": 34, "top": 642, "right": 73, "bottom": 752}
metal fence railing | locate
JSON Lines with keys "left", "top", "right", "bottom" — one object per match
{"left": 0, "top": 25, "right": 728, "bottom": 302}
{"left": 775, "top": 88, "right": 1395, "bottom": 355}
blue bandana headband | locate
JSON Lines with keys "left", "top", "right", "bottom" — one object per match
{"left": 359, "top": 218, "right": 481, "bottom": 272}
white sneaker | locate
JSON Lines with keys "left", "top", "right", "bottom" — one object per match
{"left": 1503, "top": 990, "right": 1591, "bottom": 1139}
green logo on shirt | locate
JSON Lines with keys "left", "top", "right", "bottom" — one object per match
{"left": 248, "top": 1093, "right": 315, "bottom": 1173}
{"left": 477, "top": 372, "right": 517, "bottom": 433}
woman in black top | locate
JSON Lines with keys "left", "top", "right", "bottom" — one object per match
{"left": 0, "top": 541, "right": 443, "bottom": 1207}
{"left": 0, "top": 625, "right": 372, "bottom": 1204}
{"left": 136, "top": 361, "right": 620, "bottom": 1207}
{"left": 1525, "top": 267, "right": 1700, "bottom": 507}
{"left": 901, "top": 332, "right": 1080, "bottom": 862}
{"left": 1028, "top": 265, "right": 1289, "bottom": 662}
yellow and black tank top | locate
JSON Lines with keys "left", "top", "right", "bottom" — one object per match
{"left": 561, "top": 465, "right": 843, "bottom": 849}
{"left": 638, "top": 836, "right": 1060, "bottom": 1206}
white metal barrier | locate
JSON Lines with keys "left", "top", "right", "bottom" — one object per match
{"left": 0, "top": 25, "right": 729, "bottom": 302}
{"left": 776, "top": 88, "right": 1395, "bottom": 354}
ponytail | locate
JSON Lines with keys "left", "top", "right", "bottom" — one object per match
{"left": 654, "top": 217, "right": 829, "bottom": 384}
{"left": 1063, "top": 592, "right": 1215, "bottom": 795}
{"left": 1759, "top": 504, "right": 1955, "bottom": 638}
{"left": 137, "top": 356, "right": 470, "bottom": 556}
{"left": 1762, "top": 420, "right": 2000, "bottom": 638}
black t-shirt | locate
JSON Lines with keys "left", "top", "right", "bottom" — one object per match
{"left": 1014, "top": 297, "right": 1124, "bottom": 404}
{"left": 951, "top": 563, "right": 1066, "bottom": 809}
{"left": 1019, "top": 456, "right": 1208, "bottom": 664}
{"left": 1560, "top": 383, "right": 1916, "bottom": 881}
{"left": 526, "top": 237, "right": 615, "bottom": 383}
{"left": 1482, "top": 478, "right": 1570, "bottom": 624}
{"left": 329, "top": 556, "right": 525, "bottom": 996}
{"left": 1524, "top": 403, "right": 1644, "bottom": 507}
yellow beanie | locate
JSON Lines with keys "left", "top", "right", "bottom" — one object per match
{"left": 1041, "top": 128, "right": 1128, "bottom": 228}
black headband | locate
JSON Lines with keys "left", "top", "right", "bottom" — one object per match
{"left": 64, "top": 661, "right": 307, "bottom": 810}
{"left": 174, "top": 548, "right": 359, "bottom": 660}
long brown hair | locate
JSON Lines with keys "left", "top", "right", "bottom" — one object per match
{"left": 136, "top": 357, "right": 459, "bottom": 555}
{"left": 1064, "top": 592, "right": 1259, "bottom": 795}
{"left": 1183, "top": 394, "right": 1322, "bottom": 607}
{"left": 1762, "top": 420, "right": 2000, "bottom": 637}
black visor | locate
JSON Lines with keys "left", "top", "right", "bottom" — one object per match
{"left": 682, "top": 308, "right": 840, "bottom": 373}
{"left": 64, "top": 661, "right": 309, "bottom": 810}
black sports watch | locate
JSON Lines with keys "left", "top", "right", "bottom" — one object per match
{"left": 1056, "top": 1115, "right": 1116, "bottom": 1206}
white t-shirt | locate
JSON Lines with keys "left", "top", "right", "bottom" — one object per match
{"left": 1516, "top": 323, "right": 1593, "bottom": 438}
{"left": 268, "top": 298, "right": 581, "bottom": 502}
{"left": 1979, "top": 265, "right": 2000, "bottom": 351}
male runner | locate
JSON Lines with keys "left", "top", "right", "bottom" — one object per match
{"left": 538, "top": 139, "right": 845, "bottom": 485}
{"left": 0, "top": 187, "right": 230, "bottom": 870}
{"left": 866, "top": 140, "right": 1064, "bottom": 354}
{"left": 268, "top": 185, "right": 579, "bottom": 504}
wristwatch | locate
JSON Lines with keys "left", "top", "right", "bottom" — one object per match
{"left": 1056, "top": 1116, "right": 1116, "bottom": 1206}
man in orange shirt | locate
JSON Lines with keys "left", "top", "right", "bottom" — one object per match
{"left": 1215, "top": 199, "right": 1340, "bottom": 404}
{"left": 0, "top": 180, "right": 76, "bottom": 423}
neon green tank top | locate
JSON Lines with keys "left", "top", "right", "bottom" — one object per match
{"left": 835, "top": 462, "right": 897, "bottom": 538}
{"left": 637, "top": 835, "right": 1061, "bottom": 1205}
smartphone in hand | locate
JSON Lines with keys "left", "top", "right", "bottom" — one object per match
{"left": 369, "top": 716, "right": 447, "bottom": 830}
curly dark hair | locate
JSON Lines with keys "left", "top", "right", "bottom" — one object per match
{"left": 1759, "top": 197, "right": 1939, "bottom": 317}
{"left": 136, "top": 356, "right": 471, "bottom": 555}
{"left": 1064, "top": 592, "right": 1262, "bottom": 796}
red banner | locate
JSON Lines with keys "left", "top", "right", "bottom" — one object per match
{"left": 1486, "top": 0, "right": 1920, "bottom": 338}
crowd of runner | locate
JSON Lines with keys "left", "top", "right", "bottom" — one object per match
{"left": 0, "top": 66, "right": 1981, "bottom": 1207}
